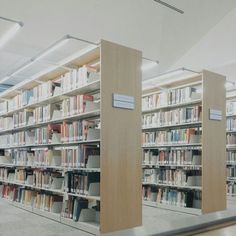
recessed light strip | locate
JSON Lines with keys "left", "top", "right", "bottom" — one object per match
{"left": 0, "top": 16, "right": 24, "bottom": 50}
{"left": 0, "top": 34, "right": 99, "bottom": 84}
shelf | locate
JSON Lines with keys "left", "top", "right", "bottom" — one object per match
{"left": 67, "top": 192, "right": 100, "bottom": 201}
{"left": 226, "top": 114, "right": 236, "bottom": 118}
{"left": 142, "top": 121, "right": 202, "bottom": 131}
{"left": 0, "top": 179, "right": 100, "bottom": 201}
{"left": 226, "top": 162, "right": 236, "bottom": 166}
{"left": 0, "top": 163, "right": 101, "bottom": 172}
{"left": 142, "top": 164, "right": 202, "bottom": 169}
{"left": 226, "top": 130, "right": 236, "bottom": 134}
{"left": 227, "top": 177, "right": 236, "bottom": 182}
{"left": 142, "top": 143, "right": 202, "bottom": 149}
{"left": 0, "top": 139, "right": 100, "bottom": 149}
{"left": 142, "top": 182, "right": 202, "bottom": 190}
{"left": 0, "top": 80, "right": 100, "bottom": 118}
{"left": 142, "top": 99, "right": 202, "bottom": 114}
{"left": 226, "top": 145, "right": 236, "bottom": 150}
{"left": 0, "top": 179, "right": 64, "bottom": 195}
{"left": 0, "top": 110, "right": 100, "bottom": 135}
{"left": 32, "top": 208, "right": 61, "bottom": 222}
{"left": 143, "top": 200, "right": 201, "bottom": 215}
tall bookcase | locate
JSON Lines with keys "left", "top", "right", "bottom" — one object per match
{"left": 0, "top": 40, "right": 142, "bottom": 234}
{"left": 226, "top": 91, "right": 236, "bottom": 198}
{"left": 141, "top": 70, "right": 226, "bottom": 214}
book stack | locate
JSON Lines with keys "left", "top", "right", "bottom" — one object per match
{"left": 227, "top": 166, "right": 236, "bottom": 179}
{"left": 33, "top": 80, "right": 61, "bottom": 102}
{"left": 227, "top": 134, "right": 236, "bottom": 145}
{"left": 227, "top": 100, "right": 236, "bottom": 116}
{"left": 227, "top": 118, "right": 236, "bottom": 131}
{"left": 143, "top": 149, "right": 201, "bottom": 166}
{"left": 61, "top": 66, "right": 99, "bottom": 93}
{"left": 142, "top": 86, "right": 201, "bottom": 111}
{"left": 33, "top": 192, "right": 63, "bottom": 213}
{"left": 142, "top": 186, "right": 201, "bottom": 208}
{"left": 64, "top": 172, "right": 100, "bottom": 195}
{"left": 142, "top": 105, "right": 202, "bottom": 128}
{"left": 142, "top": 128, "right": 201, "bottom": 146}
{"left": 33, "top": 170, "right": 63, "bottom": 190}
{"left": 13, "top": 150, "right": 35, "bottom": 166}
{"left": 227, "top": 183, "right": 236, "bottom": 196}
{"left": 34, "top": 149, "right": 61, "bottom": 167}
{"left": 61, "top": 95, "right": 95, "bottom": 117}
{"left": 2, "top": 184, "right": 18, "bottom": 200}
{"left": 0, "top": 117, "right": 13, "bottom": 130}
{"left": 61, "top": 145, "right": 100, "bottom": 168}
{"left": 61, "top": 196, "right": 100, "bottom": 222}
{"left": 13, "top": 109, "right": 34, "bottom": 127}
{"left": 227, "top": 151, "right": 236, "bottom": 164}
{"left": 61, "top": 120, "right": 100, "bottom": 142}
{"left": 0, "top": 101, "right": 8, "bottom": 115}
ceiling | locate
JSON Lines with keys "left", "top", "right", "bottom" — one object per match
{"left": 0, "top": 0, "right": 236, "bottom": 90}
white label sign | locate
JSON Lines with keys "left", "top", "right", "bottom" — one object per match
{"left": 112, "top": 93, "right": 134, "bottom": 110}
{"left": 209, "top": 109, "right": 222, "bottom": 121}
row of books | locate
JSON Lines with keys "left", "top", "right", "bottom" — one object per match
{"left": 0, "top": 167, "right": 100, "bottom": 195}
{"left": 0, "top": 146, "right": 100, "bottom": 169}
{"left": 142, "top": 186, "right": 201, "bottom": 208}
{"left": 64, "top": 172, "right": 100, "bottom": 196}
{"left": 0, "top": 168, "right": 64, "bottom": 190}
{"left": 0, "top": 121, "right": 100, "bottom": 146}
{"left": 227, "top": 134, "right": 236, "bottom": 145}
{"left": 0, "top": 96, "right": 99, "bottom": 132}
{"left": 143, "top": 169, "right": 201, "bottom": 187}
{"left": 227, "top": 101, "right": 236, "bottom": 116}
{"left": 227, "top": 183, "right": 236, "bottom": 196}
{"left": 227, "top": 118, "right": 236, "bottom": 131}
{"left": 61, "top": 120, "right": 100, "bottom": 143}
{"left": 61, "top": 145, "right": 100, "bottom": 168}
{"left": 227, "top": 166, "right": 236, "bottom": 178}
{"left": 143, "top": 149, "right": 201, "bottom": 166}
{"left": 227, "top": 151, "right": 236, "bottom": 163}
{"left": 142, "top": 128, "right": 201, "bottom": 146}
{"left": 61, "top": 94, "right": 98, "bottom": 117}
{"left": 1, "top": 185, "right": 63, "bottom": 214}
{"left": 60, "top": 65, "right": 99, "bottom": 93}
{"left": 142, "top": 86, "right": 201, "bottom": 110}
{"left": 7, "top": 81, "right": 60, "bottom": 112}
{"left": 0, "top": 65, "right": 99, "bottom": 115}
{"left": 61, "top": 196, "right": 100, "bottom": 222}
{"left": 0, "top": 184, "right": 99, "bottom": 222}
{"left": 142, "top": 106, "right": 202, "bottom": 128}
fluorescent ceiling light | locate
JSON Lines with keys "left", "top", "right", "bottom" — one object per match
{"left": 142, "top": 61, "right": 159, "bottom": 71}
{"left": 0, "top": 17, "right": 23, "bottom": 49}
{"left": 225, "top": 81, "right": 235, "bottom": 89}
{"left": 143, "top": 68, "right": 200, "bottom": 90}
{"left": 34, "top": 37, "right": 69, "bottom": 62}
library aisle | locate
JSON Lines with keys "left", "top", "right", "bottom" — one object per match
{"left": 0, "top": 198, "right": 195, "bottom": 236}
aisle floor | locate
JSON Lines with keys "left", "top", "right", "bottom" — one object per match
{"left": 0, "top": 199, "right": 235, "bottom": 236}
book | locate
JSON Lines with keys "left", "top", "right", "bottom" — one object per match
{"left": 142, "top": 128, "right": 202, "bottom": 146}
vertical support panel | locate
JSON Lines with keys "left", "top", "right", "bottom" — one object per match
{"left": 202, "top": 70, "right": 226, "bottom": 213}
{"left": 100, "top": 40, "right": 142, "bottom": 233}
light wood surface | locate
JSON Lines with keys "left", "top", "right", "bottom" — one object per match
{"left": 202, "top": 70, "right": 226, "bottom": 213}
{"left": 100, "top": 40, "right": 142, "bottom": 233}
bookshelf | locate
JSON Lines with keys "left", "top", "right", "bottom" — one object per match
{"left": 142, "top": 70, "right": 226, "bottom": 214}
{"left": 226, "top": 92, "right": 236, "bottom": 198}
{"left": 0, "top": 40, "right": 142, "bottom": 234}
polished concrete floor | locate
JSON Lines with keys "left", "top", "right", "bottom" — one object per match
{"left": 0, "top": 199, "right": 236, "bottom": 236}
